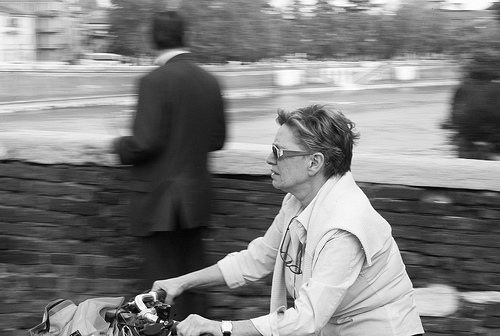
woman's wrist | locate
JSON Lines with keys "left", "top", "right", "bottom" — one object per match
{"left": 180, "top": 264, "right": 226, "bottom": 291}
{"left": 175, "top": 274, "right": 194, "bottom": 293}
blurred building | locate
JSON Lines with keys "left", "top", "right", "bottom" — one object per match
{"left": 0, "top": 0, "right": 110, "bottom": 62}
{"left": 0, "top": 4, "right": 36, "bottom": 62}
{"left": 81, "top": 8, "right": 111, "bottom": 53}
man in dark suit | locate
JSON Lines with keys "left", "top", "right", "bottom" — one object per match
{"left": 113, "top": 11, "right": 226, "bottom": 320}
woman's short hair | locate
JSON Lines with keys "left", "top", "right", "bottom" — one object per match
{"left": 152, "top": 11, "right": 185, "bottom": 50}
{"left": 276, "top": 104, "right": 360, "bottom": 177}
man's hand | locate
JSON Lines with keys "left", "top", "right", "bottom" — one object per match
{"left": 152, "top": 278, "right": 185, "bottom": 306}
{"left": 111, "top": 137, "right": 122, "bottom": 153}
{"left": 176, "top": 314, "right": 221, "bottom": 336}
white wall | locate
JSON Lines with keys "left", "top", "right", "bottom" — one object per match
{"left": 0, "top": 13, "right": 36, "bottom": 62}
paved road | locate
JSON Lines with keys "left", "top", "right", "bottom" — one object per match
{"left": 0, "top": 85, "right": 457, "bottom": 159}
{"left": 227, "top": 85, "right": 456, "bottom": 158}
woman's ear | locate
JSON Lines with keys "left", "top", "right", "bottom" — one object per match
{"left": 308, "top": 153, "right": 325, "bottom": 176}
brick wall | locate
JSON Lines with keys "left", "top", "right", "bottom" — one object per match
{"left": 1, "top": 160, "right": 499, "bottom": 336}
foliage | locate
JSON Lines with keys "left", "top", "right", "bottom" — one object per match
{"left": 345, "top": 0, "right": 376, "bottom": 12}
{"left": 107, "top": 0, "right": 164, "bottom": 56}
{"left": 180, "top": 0, "right": 272, "bottom": 63}
{"left": 76, "top": 0, "right": 99, "bottom": 12}
{"left": 74, "top": 0, "right": 99, "bottom": 13}
{"left": 494, "top": 3, "right": 500, "bottom": 21}
{"left": 462, "top": 46, "right": 500, "bottom": 82}
{"left": 105, "top": 0, "right": 500, "bottom": 64}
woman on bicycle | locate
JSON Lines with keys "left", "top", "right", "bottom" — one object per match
{"left": 153, "top": 104, "right": 424, "bottom": 336}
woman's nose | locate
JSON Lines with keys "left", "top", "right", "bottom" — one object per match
{"left": 266, "top": 152, "right": 276, "bottom": 165}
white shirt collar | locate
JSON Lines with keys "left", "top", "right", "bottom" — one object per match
{"left": 282, "top": 189, "right": 318, "bottom": 245}
{"left": 154, "top": 49, "right": 190, "bottom": 66}
{"left": 295, "top": 195, "right": 315, "bottom": 233}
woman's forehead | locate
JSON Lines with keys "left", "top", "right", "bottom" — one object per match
{"left": 274, "top": 125, "right": 298, "bottom": 146}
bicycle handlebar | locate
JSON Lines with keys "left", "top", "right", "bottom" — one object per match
{"left": 130, "top": 289, "right": 213, "bottom": 336}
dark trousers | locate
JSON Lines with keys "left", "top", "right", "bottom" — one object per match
{"left": 142, "top": 227, "right": 208, "bottom": 320}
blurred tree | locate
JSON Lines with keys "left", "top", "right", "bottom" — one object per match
{"left": 389, "top": 0, "right": 454, "bottom": 56}
{"left": 178, "top": 1, "right": 229, "bottom": 62}
{"left": 76, "top": 0, "right": 99, "bottom": 11}
{"left": 108, "top": 0, "right": 163, "bottom": 56}
{"left": 309, "top": 0, "right": 336, "bottom": 58}
{"left": 105, "top": 0, "right": 499, "bottom": 63}
{"left": 484, "top": 1, "right": 500, "bottom": 21}
{"left": 372, "top": 14, "right": 399, "bottom": 59}
{"left": 316, "top": 0, "right": 335, "bottom": 14}
{"left": 451, "top": 15, "right": 500, "bottom": 59}
{"left": 465, "top": 49, "right": 500, "bottom": 81}
{"left": 285, "top": 0, "right": 302, "bottom": 18}
{"left": 224, "top": 0, "right": 273, "bottom": 62}
{"left": 392, "top": 1, "right": 424, "bottom": 55}
{"left": 345, "top": 0, "right": 374, "bottom": 12}
{"left": 180, "top": 0, "right": 270, "bottom": 63}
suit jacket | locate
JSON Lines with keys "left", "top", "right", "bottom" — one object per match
{"left": 115, "top": 53, "right": 226, "bottom": 236}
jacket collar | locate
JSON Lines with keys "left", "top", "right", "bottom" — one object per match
{"left": 283, "top": 175, "right": 341, "bottom": 235}
{"left": 306, "top": 171, "right": 391, "bottom": 266}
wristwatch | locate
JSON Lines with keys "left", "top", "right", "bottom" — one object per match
{"left": 221, "top": 320, "right": 233, "bottom": 336}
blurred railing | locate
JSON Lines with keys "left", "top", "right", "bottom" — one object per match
{"left": 0, "top": 60, "right": 461, "bottom": 103}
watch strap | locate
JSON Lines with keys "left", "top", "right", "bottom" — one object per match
{"left": 221, "top": 320, "right": 232, "bottom": 336}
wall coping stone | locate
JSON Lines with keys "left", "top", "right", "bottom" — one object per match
{"left": 1, "top": 131, "right": 499, "bottom": 192}
{"left": 414, "top": 285, "right": 500, "bottom": 317}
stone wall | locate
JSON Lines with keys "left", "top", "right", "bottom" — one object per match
{"left": 1, "top": 150, "right": 500, "bottom": 336}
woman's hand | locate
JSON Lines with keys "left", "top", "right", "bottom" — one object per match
{"left": 151, "top": 278, "right": 185, "bottom": 306}
{"left": 176, "top": 314, "right": 221, "bottom": 336}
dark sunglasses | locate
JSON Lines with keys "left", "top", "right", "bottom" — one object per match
{"left": 272, "top": 144, "right": 311, "bottom": 161}
{"left": 279, "top": 216, "right": 304, "bottom": 275}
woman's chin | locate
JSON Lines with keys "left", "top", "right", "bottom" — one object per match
{"left": 271, "top": 179, "right": 284, "bottom": 191}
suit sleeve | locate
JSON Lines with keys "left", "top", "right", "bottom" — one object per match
{"left": 114, "top": 75, "right": 170, "bottom": 165}
{"left": 209, "top": 84, "right": 227, "bottom": 152}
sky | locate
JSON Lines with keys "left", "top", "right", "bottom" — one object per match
{"left": 442, "top": 0, "right": 496, "bottom": 10}
{"left": 96, "top": 0, "right": 111, "bottom": 6}
{"left": 96, "top": 0, "right": 497, "bottom": 10}
{"left": 269, "top": 0, "right": 497, "bottom": 10}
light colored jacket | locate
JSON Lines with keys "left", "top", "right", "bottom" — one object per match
{"left": 218, "top": 172, "right": 424, "bottom": 336}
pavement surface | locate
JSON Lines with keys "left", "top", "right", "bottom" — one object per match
{"left": 0, "top": 84, "right": 456, "bottom": 155}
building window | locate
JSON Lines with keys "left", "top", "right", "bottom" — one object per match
{"left": 9, "top": 18, "right": 19, "bottom": 28}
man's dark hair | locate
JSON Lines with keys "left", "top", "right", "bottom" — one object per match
{"left": 152, "top": 11, "right": 185, "bottom": 50}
